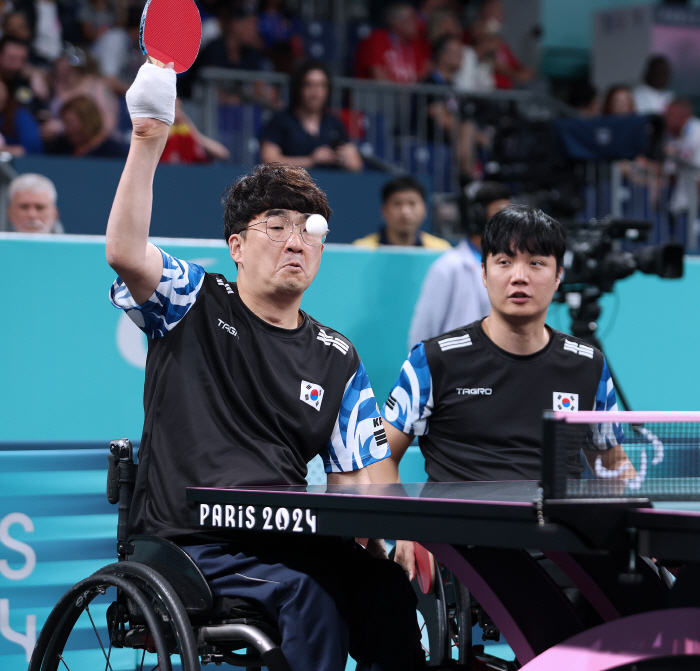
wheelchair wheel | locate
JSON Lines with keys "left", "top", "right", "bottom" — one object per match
{"left": 29, "top": 564, "right": 199, "bottom": 671}
{"left": 441, "top": 568, "right": 472, "bottom": 666}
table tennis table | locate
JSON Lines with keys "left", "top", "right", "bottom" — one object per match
{"left": 186, "top": 479, "right": 700, "bottom": 670}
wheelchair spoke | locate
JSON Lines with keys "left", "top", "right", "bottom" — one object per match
{"left": 139, "top": 647, "right": 146, "bottom": 671}
{"left": 57, "top": 653, "right": 71, "bottom": 671}
{"left": 85, "top": 605, "right": 115, "bottom": 671}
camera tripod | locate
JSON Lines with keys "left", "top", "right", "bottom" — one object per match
{"left": 563, "top": 287, "right": 632, "bottom": 411}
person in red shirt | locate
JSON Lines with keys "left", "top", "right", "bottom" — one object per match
{"left": 354, "top": 2, "right": 430, "bottom": 83}
{"left": 161, "top": 99, "right": 230, "bottom": 164}
{"left": 466, "top": 0, "right": 535, "bottom": 90}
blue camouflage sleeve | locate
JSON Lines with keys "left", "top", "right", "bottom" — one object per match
{"left": 321, "top": 361, "right": 390, "bottom": 473}
{"left": 381, "top": 342, "right": 434, "bottom": 436}
{"left": 590, "top": 358, "right": 625, "bottom": 449}
{"left": 109, "top": 247, "right": 205, "bottom": 338}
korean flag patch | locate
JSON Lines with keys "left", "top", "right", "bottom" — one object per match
{"left": 301, "top": 380, "right": 325, "bottom": 411}
{"left": 553, "top": 392, "right": 578, "bottom": 412}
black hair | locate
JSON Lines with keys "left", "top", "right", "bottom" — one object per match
{"left": 643, "top": 55, "right": 671, "bottom": 90}
{"left": 431, "top": 34, "right": 461, "bottom": 62}
{"left": 0, "top": 35, "right": 28, "bottom": 54}
{"left": 481, "top": 205, "right": 566, "bottom": 272}
{"left": 471, "top": 181, "right": 510, "bottom": 206}
{"left": 461, "top": 181, "right": 511, "bottom": 235}
{"left": 222, "top": 163, "right": 331, "bottom": 241}
{"left": 288, "top": 59, "right": 331, "bottom": 113}
{"left": 567, "top": 80, "right": 597, "bottom": 110}
{"left": 381, "top": 175, "right": 425, "bottom": 204}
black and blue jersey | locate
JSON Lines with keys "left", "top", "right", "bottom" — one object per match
{"left": 383, "top": 319, "right": 623, "bottom": 483}
{"left": 110, "top": 248, "right": 389, "bottom": 538}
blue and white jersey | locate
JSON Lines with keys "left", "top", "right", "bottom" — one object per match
{"left": 324, "top": 361, "right": 388, "bottom": 472}
{"left": 382, "top": 343, "right": 433, "bottom": 436}
{"left": 590, "top": 358, "right": 625, "bottom": 449}
{"left": 109, "top": 248, "right": 205, "bottom": 337}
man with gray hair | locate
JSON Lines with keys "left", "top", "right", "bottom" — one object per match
{"left": 7, "top": 172, "right": 63, "bottom": 234}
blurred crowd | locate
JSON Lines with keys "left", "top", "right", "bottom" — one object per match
{"left": 2, "top": 0, "right": 699, "bottom": 240}
{"left": 0, "top": 0, "right": 537, "bottom": 165}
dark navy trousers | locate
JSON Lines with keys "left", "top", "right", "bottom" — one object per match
{"left": 184, "top": 536, "right": 422, "bottom": 671}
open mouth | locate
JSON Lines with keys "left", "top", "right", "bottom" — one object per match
{"left": 509, "top": 292, "right": 530, "bottom": 302}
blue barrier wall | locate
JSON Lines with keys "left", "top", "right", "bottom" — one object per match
{"left": 12, "top": 156, "right": 432, "bottom": 244}
{"left": 1, "top": 234, "right": 698, "bottom": 446}
{"left": 1, "top": 234, "right": 698, "bottom": 666}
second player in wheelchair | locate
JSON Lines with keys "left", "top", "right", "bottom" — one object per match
{"left": 370, "top": 206, "right": 637, "bottom": 667}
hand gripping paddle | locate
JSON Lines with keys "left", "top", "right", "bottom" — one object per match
{"left": 139, "top": 0, "right": 202, "bottom": 73}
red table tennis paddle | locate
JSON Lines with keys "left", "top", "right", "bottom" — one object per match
{"left": 139, "top": 0, "right": 202, "bottom": 74}
{"left": 414, "top": 542, "right": 435, "bottom": 595}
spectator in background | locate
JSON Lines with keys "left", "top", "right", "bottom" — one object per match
{"left": 407, "top": 181, "right": 509, "bottom": 348}
{"left": 353, "top": 175, "right": 451, "bottom": 248}
{"left": 184, "top": 7, "right": 275, "bottom": 103}
{"left": 664, "top": 97, "right": 700, "bottom": 225}
{"left": 161, "top": 98, "right": 230, "bottom": 164}
{"left": 354, "top": 2, "right": 430, "bottom": 83}
{"left": 634, "top": 55, "right": 674, "bottom": 115}
{"left": 426, "top": 9, "right": 496, "bottom": 93}
{"left": 258, "top": 0, "right": 303, "bottom": 73}
{"left": 421, "top": 34, "right": 484, "bottom": 179}
{"left": 43, "top": 44, "right": 119, "bottom": 141}
{"left": 0, "top": 35, "right": 50, "bottom": 118}
{"left": 567, "top": 80, "right": 599, "bottom": 117}
{"left": 197, "top": 8, "right": 272, "bottom": 73}
{"left": 78, "top": 0, "right": 125, "bottom": 47}
{"left": 3, "top": 11, "right": 34, "bottom": 44}
{"left": 601, "top": 84, "right": 636, "bottom": 116}
{"left": 46, "top": 94, "right": 127, "bottom": 157}
{"left": 416, "top": 0, "right": 452, "bottom": 40}
{"left": 91, "top": 5, "right": 145, "bottom": 98}
{"left": 0, "top": 77, "right": 42, "bottom": 154}
{"left": 467, "top": 0, "right": 534, "bottom": 90}
{"left": 7, "top": 172, "right": 63, "bottom": 233}
{"left": 259, "top": 59, "right": 362, "bottom": 172}
{"left": 15, "top": 0, "right": 63, "bottom": 64}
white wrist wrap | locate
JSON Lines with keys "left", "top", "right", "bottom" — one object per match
{"left": 126, "top": 62, "right": 177, "bottom": 126}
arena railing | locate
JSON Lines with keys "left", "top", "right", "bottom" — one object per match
{"left": 577, "top": 158, "right": 699, "bottom": 252}
{"left": 191, "top": 67, "right": 570, "bottom": 195}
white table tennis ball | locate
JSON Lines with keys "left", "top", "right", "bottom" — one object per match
{"left": 305, "top": 214, "right": 328, "bottom": 237}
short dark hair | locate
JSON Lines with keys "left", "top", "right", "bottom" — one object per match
{"left": 643, "top": 55, "right": 671, "bottom": 90}
{"left": 222, "top": 163, "right": 331, "bottom": 241}
{"left": 381, "top": 175, "right": 425, "bottom": 204}
{"left": 481, "top": 205, "right": 566, "bottom": 272}
{"left": 0, "top": 35, "right": 28, "bottom": 54}
{"left": 470, "top": 181, "right": 510, "bottom": 206}
{"left": 431, "top": 34, "right": 461, "bottom": 62}
{"left": 289, "top": 59, "right": 331, "bottom": 113}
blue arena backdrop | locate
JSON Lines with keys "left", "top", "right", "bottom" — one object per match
{"left": 12, "top": 155, "right": 432, "bottom": 244}
{"left": 1, "top": 235, "right": 699, "bottom": 668}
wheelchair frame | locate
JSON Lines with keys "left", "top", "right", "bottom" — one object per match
{"left": 28, "top": 438, "right": 291, "bottom": 671}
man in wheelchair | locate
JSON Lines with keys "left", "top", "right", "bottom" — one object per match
{"left": 369, "top": 205, "right": 635, "bottom": 665}
{"left": 32, "top": 61, "right": 424, "bottom": 671}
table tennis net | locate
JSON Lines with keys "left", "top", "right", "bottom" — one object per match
{"left": 541, "top": 411, "right": 700, "bottom": 500}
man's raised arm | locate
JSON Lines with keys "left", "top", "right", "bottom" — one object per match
{"left": 105, "top": 62, "right": 177, "bottom": 305}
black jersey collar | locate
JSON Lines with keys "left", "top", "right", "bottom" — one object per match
{"left": 475, "top": 319, "right": 555, "bottom": 362}
{"left": 231, "top": 282, "right": 310, "bottom": 339}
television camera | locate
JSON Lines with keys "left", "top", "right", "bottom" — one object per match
{"left": 557, "top": 218, "right": 683, "bottom": 409}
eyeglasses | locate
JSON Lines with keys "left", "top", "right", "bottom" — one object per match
{"left": 242, "top": 214, "right": 328, "bottom": 247}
